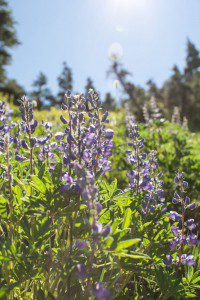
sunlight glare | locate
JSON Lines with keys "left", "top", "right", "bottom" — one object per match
{"left": 108, "top": 0, "right": 148, "bottom": 10}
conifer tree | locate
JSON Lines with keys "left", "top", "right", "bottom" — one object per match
{"left": 57, "top": 62, "right": 73, "bottom": 103}
{"left": 31, "top": 72, "right": 51, "bottom": 109}
{"left": 0, "top": 0, "right": 19, "bottom": 85}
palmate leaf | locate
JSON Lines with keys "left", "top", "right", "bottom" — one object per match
{"left": 112, "top": 194, "right": 132, "bottom": 211}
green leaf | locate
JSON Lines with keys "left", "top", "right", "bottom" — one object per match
{"left": 31, "top": 175, "right": 46, "bottom": 193}
{"left": 192, "top": 276, "right": 200, "bottom": 284}
{"left": 122, "top": 208, "right": 132, "bottom": 229}
{"left": 0, "top": 256, "right": 10, "bottom": 261}
{"left": 13, "top": 175, "right": 26, "bottom": 190}
{"left": 0, "top": 286, "right": 8, "bottom": 299}
{"left": 38, "top": 163, "right": 46, "bottom": 179}
{"left": 100, "top": 268, "right": 106, "bottom": 282}
{"left": 116, "top": 239, "right": 141, "bottom": 250}
{"left": 112, "top": 252, "right": 150, "bottom": 260}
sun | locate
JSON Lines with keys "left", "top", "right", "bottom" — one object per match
{"left": 107, "top": 0, "right": 148, "bottom": 20}
{"left": 109, "top": 0, "right": 147, "bottom": 9}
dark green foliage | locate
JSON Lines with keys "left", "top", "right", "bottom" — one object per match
{"left": 0, "top": 0, "right": 19, "bottom": 84}
{"left": 108, "top": 39, "right": 200, "bottom": 130}
{"left": 57, "top": 62, "right": 73, "bottom": 103}
{"left": 185, "top": 39, "right": 200, "bottom": 78}
{"left": 0, "top": 79, "right": 25, "bottom": 105}
{"left": 103, "top": 92, "right": 116, "bottom": 111}
{"left": 31, "top": 72, "right": 53, "bottom": 109}
{"left": 85, "top": 77, "right": 96, "bottom": 96}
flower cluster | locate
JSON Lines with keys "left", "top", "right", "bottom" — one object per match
{"left": 164, "top": 171, "right": 198, "bottom": 267}
{"left": 142, "top": 96, "right": 163, "bottom": 125}
{"left": 126, "top": 116, "right": 150, "bottom": 194}
{"left": 57, "top": 90, "right": 113, "bottom": 298}
{"left": 1, "top": 89, "right": 199, "bottom": 299}
{"left": 149, "top": 96, "right": 162, "bottom": 121}
{"left": 0, "top": 101, "right": 15, "bottom": 152}
{"left": 126, "top": 117, "right": 165, "bottom": 216}
{"left": 141, "top": 150, "right": 166, "bottom": 215}
{"left": 75, "top": 163, "right": 110, "bottom": 298}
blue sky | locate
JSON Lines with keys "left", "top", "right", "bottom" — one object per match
{"left": 8, "top": 0, "right": 200, "bottom": 97}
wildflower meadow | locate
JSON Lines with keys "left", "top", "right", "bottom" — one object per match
{"left": 0, "top": 90, "right": 199, "bottom": 299}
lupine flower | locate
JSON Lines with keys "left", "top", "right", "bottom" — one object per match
{"left": 168, "top": 211, "right": 182, "bottom": 221}
{"left": 30, "top": 120, "right": 38, "bottom": 134}
{"left": 175, "top": 254, "right": 196, "bottom": 266}
{"left": 165, "top": 171, "right": 198, "bottom": 267}
{"left": 55, "top": 132, "right": 64, "bottom": 140}
{"left": 187, "top": 219, "right": 196, "bottom": 231}
{"left": 42, "top": 121, "right": 52, "bottom": 129}
{"left": 93, "top": 282, "right": 110, "bottom": 300}
{"left": 76, "top": 240, "right": 87, "bottom": 250}
{"left": 15, "top": 153, "right": 27, "bottom": 162}
{"left": 149, "top": 96, "right": 162, "bottom": 121}
{"left": 126, "top": 118, "right": 166, "bottom": 215}
{"left": 96, "top": 202, "right": 103, "bottom": 213}
{"left": 30, "top": 137, "right": 37, "bottom": 147}
{"left": 188, "top": 203, "right": 197, "bottom": 210}
{"left": 21, "top": 140, "right": 29, "bottom": 149}
{"left": 186, "top": 255, "right": 196, "bottom": 266}
{"left": 187, "top": 233, "right": 198, "bottom": 246}
{"left": 171, "top": 226, "right": 180, "bottom": 237}
{"left": 60, "top": 115, "right": 68, "bottom": 124}
{"left": 105, "top": 129, "right": 114, "bottom": 139}
{"left": 61, "top": 173, "right": 73, "bottom": 190}
{"left": 126, "top": 116, "right": 150, "bottom": 193}
{"left": 101, "top": 225, "right": 111, "bottom": 237}
{"left": 77, "top": 263, "right": 87, "bottom": 280}
{"left": 83, "top": 91, "right": 114, "bottom": 175}
{"left": 163, "top": 254, "right": 173, "bottom": 266}
{"left": 92, "top": 221, "right": 103, "bottom": 234}
{"left": 18, "top": 96, "right": 34, "bottom": 123}
{"left": 142, "top": 150, "right": 166, "bottom": 214}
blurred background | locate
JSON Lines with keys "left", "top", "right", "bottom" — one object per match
{"left": 0, "top": 0, "right": 200, "bottom": 130}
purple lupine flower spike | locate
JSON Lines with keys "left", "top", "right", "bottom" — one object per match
{"left": 93, "top": 282, "right": 110, "bottom": 300}
{"left": 165, "top": 171, "right": 198, "bottom": 267}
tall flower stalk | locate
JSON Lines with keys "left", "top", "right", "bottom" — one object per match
{"left": 58, "top": 90, "right": 112, "bottom": 297}
{"left": 5, "top": 135, "right": 13, "bottom": 215}
{"left": 164, "top": 171, "right": 198, "bottom": 267}
{"left": 18, "top": 97, "right": 37, "bottom": 180}
{"left": 126, "top": 116, "right": 150, "bottom": 196}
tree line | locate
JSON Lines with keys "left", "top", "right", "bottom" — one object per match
{"left": 108, "top": 38, "right": 200, "bottom": 130}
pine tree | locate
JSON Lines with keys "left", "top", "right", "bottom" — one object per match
{"left": 1, "top": 79, "right": 24, "bottom": 104}
{"left": 84, "top": 77, "right": 96, "bottom": 95}
{"left": 162, "top": 65, "right": 188, "bottom": 116}
{"left": 185, "top": 39, "right": 200, "bottom": 78}
{"left": 103, "top": 92, "right": 116, "bottom": 111}
{"left": 57, "top": 62, "right": 73, "bottom": 103}
{"left": 31, "top": 72, "right": 51, "bottom": 109}
{"left": 0, "top": 0, "right": 19, "bottom": 85}
{"left": 146, "top": 79, "right": 160, "bottom": 99}
{"left": 107, "top": 61, "right": 146, "bottom": 116}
